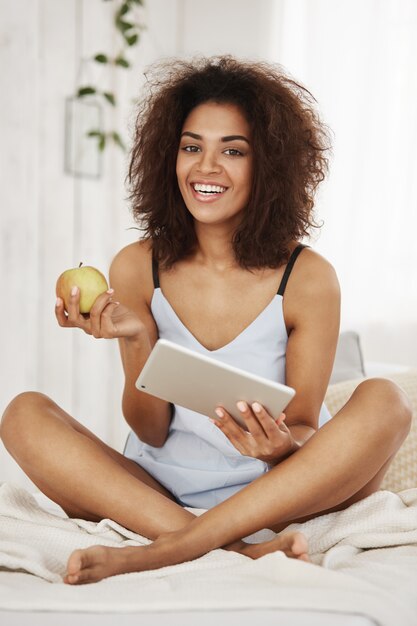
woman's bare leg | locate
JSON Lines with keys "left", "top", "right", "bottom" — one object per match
{"left": 0, "top": 391, "right": 307, "bottom": 569}
{"left": 63, "top": 377, "right": 411, "bottom": 583}
{"left": 0, "top": 391, "right": 194, "bottom": 536}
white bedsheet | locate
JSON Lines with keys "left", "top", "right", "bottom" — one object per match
{"left": 0, "top": 483, "right": 416, "bottom": 625}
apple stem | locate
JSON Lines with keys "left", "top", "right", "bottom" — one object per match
{"left": 78, "top": 262, "right": 83, "bottom": 268}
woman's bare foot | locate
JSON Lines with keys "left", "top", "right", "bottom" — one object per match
{"left": 64, "top": 531, "right": 194, "bottom": 585}
{"left": 64, "top": 544, "right": 156, "bottom": 585}
{"left": 229, "top": 531, "right": 309, "bottom": 562}
{"left": 64, "top": 531, "right": 309, "bottom": 585}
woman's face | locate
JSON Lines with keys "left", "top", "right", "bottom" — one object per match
{"left": 176, "top": 101, "right": 253, "bottom": 228}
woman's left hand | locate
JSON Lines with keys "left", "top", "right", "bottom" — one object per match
{"left": 213, "top": 402, "right": 297, "bottom": 465}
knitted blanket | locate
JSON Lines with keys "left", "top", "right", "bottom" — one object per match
{"left": 0, "top": 483, "right": 417, "bottom": 625}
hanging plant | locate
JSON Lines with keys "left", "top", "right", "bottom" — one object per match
{"left": 75, "top": 0, "right": 145, "bottom": 152}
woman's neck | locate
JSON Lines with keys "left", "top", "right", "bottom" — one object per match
{"left": 192, "top": 223, "right": 239, "bottom": 272}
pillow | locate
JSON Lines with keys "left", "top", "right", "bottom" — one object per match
{"left": 329, "top": 331, "right": 366, "bottom": 384}
{"left": 325, "top": 369, "right": 417, "bottom": 492}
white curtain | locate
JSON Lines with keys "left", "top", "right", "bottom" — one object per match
{"left": 269, "top": 0, "right": 417, "bottom": 366}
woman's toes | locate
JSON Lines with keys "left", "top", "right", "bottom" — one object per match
{"left": 287, "top": 532, "right": 309, "bottom": 559}
{"left": 64, "top": 546, "right": 108, "bottom": 585}
{"left": 279, "top": 531, "right": 310, "bottom": 561}
{"left": 239, "top": 531, "right": 310, "bottom": 562}
{"left": 65, "top": 549, "right": 84, "bottom": 577}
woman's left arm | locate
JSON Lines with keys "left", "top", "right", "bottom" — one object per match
{"left": 214, "top": 249, "right": 341, "bottom": 464}
{"left": 280, "top": 249, "right": 341, "bottom": 444}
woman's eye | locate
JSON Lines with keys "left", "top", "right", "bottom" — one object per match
{"left": 182, "top": 145, "right": 200, "bottom": 152}
{"left": 224, "top": 148, "right": 243, "bottom": 156}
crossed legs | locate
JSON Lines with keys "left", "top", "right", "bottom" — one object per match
{"left": 0, "top": 391, "right": 194, "bottom": 537}
{"left": 0, "top": 378, "right": 411, "bottom": 583}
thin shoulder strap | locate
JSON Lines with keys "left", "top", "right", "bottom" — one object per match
{"left": 277, "top": 244, "right": 307, "bottom": 296}
{"left": 152, "top": 250, "right": 160, "bottom": 288}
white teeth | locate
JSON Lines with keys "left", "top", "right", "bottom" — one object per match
{"left": 193, "top": 183, "right": 226, "bottom": 193}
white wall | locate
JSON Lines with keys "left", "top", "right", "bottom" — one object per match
{"left": 0, "top": 0, "right": 274, "bottom": 488}
{"left": 0, "top": 0, "right": 179, "bottom": 487}
{"left": 177, "top": 0, "right": 274, "bottom": 57}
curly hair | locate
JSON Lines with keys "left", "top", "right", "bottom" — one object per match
{"left": 128, "top": 55, "right": 332, "bottom": 270}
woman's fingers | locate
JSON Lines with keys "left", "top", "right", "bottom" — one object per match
{"left": 212, "top": 401, "right": 293, "bottom": 461}
{"left": 237, "top": 401, "right": 266, "bottom": 438}
{"left": 55, "top": 287, "right": 115, "bottom": 336}
{"left": 89, "top": 289, "right": 116, "bottom": 337}
{"left": 275, "top": 413, "right": 291, "bottom": 435}
{"left": 99, "top": 301, "right": 122, "bottom": 337}
{"left": 212, "top": 403, "right": 273, "bottom": 452}
{"left": 214, "top": 403, "right": 285, "bottom": 442}
{"left": 55, "top": 291, "right": 90, "bottom": 332}
{"left": 56, "top": 287, "right": 144, "bottom": 340}
{"left": 214, "top": 407, "right": 247, "bottom": 445}
{"left": 236, "top": 402, "right": 285, "bottom": 441}
{"left": 66, "top": 286, "right": 89, "bottom": 327}
{"left": 249, "top": 404, "right": 287, "bottom": 438}
{"left": 55, "top": 297, "right": 68, "bottom": 326}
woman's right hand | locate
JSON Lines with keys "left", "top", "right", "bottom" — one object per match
{"left": 55, "top": 286, "right": 146, "bottom": 340}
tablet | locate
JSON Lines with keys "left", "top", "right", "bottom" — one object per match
{"left": 135, "top": 339, "right": 296, "bottom": 427}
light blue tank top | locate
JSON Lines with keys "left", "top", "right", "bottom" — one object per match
{"left": 124, "top": 246, "right": 331, "bottom": 508}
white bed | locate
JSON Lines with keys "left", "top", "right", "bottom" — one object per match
{"left": 1, "top": 482, "right": 415, "bottom": 626}
{"left": 1, "top": 365, "right": 417, "bottom": 626}
{"left": 0, "top": 610, "right": 377, "bottom": 626}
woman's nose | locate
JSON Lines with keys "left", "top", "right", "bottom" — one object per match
{"left": 196, "top": 150, "right": 222, "bottom": 173}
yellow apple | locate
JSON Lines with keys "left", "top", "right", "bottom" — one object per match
{"left": 56, "top": 263, "right": 109, "bottom": 314}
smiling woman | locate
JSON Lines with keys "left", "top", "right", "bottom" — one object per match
{"left": 176, "top": 101, "right": 253, "bottom": 229}
{"left": 128, "top": 55, "right": 331, "bottom": 270}
{"left": 0, "top": 55, "right": 411, "bottom": 585}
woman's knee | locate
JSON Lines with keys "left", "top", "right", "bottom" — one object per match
{"left": 354, "top": 377, "right": 412, "bottom": 437}
{"left": 0, "top": 391, "right": 54, "bottom": 447}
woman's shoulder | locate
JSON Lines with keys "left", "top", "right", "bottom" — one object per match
{"left": 283, "top": 245, "right": 340, "bottom": 331}
{"left": 297, "top": 245, "right": 337, "bottom": 279}
{"left": 111, "top": 238, "right": 152, "bottom": 271}
{"left": 109, "top": 238, "right": 154, "bottom": 300}
{"left": 287, "top": 245, "right": 340, "bottom": 301}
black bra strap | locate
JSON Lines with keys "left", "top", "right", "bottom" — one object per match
{"left": 152, "top": 252, "right": 160, "bottom": 288}
{"left": 277, "top": 244, "right": 307, "bottom": 296}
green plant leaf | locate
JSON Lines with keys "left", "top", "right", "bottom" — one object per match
{"left": 77, "top": 86, "right": 96, "bottom": 97}
{"left": 117, "top": 19, "right": 134, "bottom": 33}
{"left": 112, "top": 131, "right": 125, "bottom": 150}
{"left": 103, "top": 92, "right": 116, "bottom": 106}
{"left": 115, "top": 56, "right": 130, "bottom": 68}
{"left": 94, "top": 53, "right": 108, "bottom": 63}
{"left": 75, "top": 0, "right": 144, "bottom": 156}
{"left": 115, "top": 2, "right": 130, "bottom": 21}
{"left": 126, "top": 33, "right": 138, "bottom": 46}
{"left": 86, "top": 129, "right": 106, "bottom": 151}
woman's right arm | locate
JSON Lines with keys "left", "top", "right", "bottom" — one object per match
{"left": 55, "top": 240, "right": 171, "bottom": 447}
{"left": 109, "top": 241, "right": 172, "bottom": 447}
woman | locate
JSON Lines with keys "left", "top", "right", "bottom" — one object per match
{"left": 0, "top": 56, "right": 411, "bottom": 584}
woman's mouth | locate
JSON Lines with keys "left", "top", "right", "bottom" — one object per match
{"left": 191, "top": 183, "right": 228, "bottom": 202}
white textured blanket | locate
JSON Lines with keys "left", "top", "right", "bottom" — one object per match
{"left": 1, "top": 482, "right": 417, "bottom": 625}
